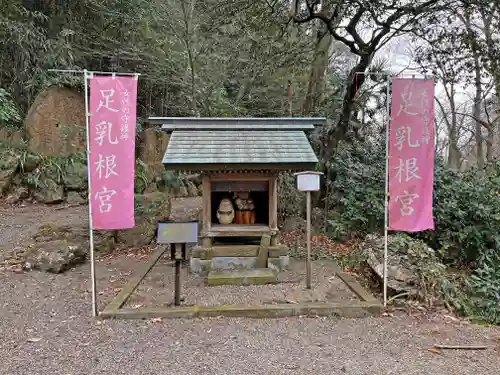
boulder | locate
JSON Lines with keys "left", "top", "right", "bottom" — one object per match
{"left": 137, "top": 127, "right": 170, "bottom": 165}
{"left": 32, "top": 223, "right": 116, "bottom": 253}
{"left": 24, "top": 239, "right": 86, "bottom": 273}
{"left": 25, "top": 86, "right": 85, "bottom": 156}
{"left": 24, "top": 162, "right": 65, "bottom": 204}
{"left": 116, "top": 192, "right": 171, "bottom": 247}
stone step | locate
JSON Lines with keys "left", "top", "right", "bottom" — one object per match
{"left": 207, "top": 268, "right": 278, "bottom": 286}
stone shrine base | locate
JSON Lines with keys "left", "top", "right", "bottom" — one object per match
{"left": 189, "top": 244, "right": 289, "bottom": 276}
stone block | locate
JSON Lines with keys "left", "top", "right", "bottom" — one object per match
{"left": 207, "top": 268, "right": 278, "bottom": 286}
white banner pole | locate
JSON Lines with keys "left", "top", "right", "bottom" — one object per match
{"left": 84, "top": 69, "right": 98, "bottom": 317}
{"left": 48, "top": 68, "right": 140, "bottom": 317}
{"left": 383, "top": 75, "right": 391, "bottom": 308}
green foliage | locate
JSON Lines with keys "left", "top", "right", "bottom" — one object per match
{"left": 0, "top": 88, "right": 22, "bottom": 129}
{"left": 328, "top": 139, "right": 500, "bottom": 266}
{"left": 422, "top": 163, "right": 500, "bottom": 263}
{"left": 327, "top": 138, "right": 385, "bottom": 237}
{"left": 326, "top": 140, "right": 500, "bottom": 324}
{"left": 278, "top": 172, "right": 303, "bottom": 224}
{"left": 160, "top": 170, "right": 182, "bottom": 192}
{"left": 467, "top": 249, "right": 500, "bottom": 324}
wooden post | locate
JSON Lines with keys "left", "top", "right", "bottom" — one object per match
{"left": 268, "top": 177, "right": 278, "bottom": 231}
{"left": 294, "top": 171, "right": 322, "bottom": 290}
{"left": 174, "top": 243, "right": 182, "bottom": 306}
{"left": 256, "top": 234, "right": 271, "bottom": 268}
{"left": 201, "top": 174, "right": 212, "bottom": 248}
{"left": 306, "top": 191, "right": 312, "bottom": 289}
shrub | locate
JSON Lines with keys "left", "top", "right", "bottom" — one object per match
{"left": 0, "top": 88, "right": 21, "bottom": 130}
{"left": 327, "top": 139, "right": 385, "bottom": 237}
{"left": 466, "top": 249, "right": 500, "bottom": 324}
{"left": 329, "top": 139, "right": 500, "bottom": 264}
{"left": 422, "top": 163, "right": 500, "bottom": 263}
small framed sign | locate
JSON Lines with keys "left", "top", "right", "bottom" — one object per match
{"left": 156, "top": 220, "right": 199, "bottom": 244}
{"left": 294, "top": 171, "right": 323, "bottom": 192}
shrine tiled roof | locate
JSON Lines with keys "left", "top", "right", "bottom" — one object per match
{"left": 149, "top": 117, "right": 326, "bottom": 171}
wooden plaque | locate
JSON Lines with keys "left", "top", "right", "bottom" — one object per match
{"left": 156, "top": 221, "right": 199, "bottom": 244}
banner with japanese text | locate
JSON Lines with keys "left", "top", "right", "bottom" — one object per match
{"left": 388, "top": 78, "right": 435, "bottom": 232}
{"left": 89, "top": 75, "right": 137, "bottom": 229}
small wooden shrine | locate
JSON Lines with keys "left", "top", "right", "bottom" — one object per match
{"left": 149, "top": 117, "right": 326, "bottom": 280}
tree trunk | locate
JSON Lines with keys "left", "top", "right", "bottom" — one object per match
{"left": 486, "top": 127, "right": 494, "bottom": 165}
{"left": 322, "top": 52, "right": 374, "bottom": 162}
{"left": 481, "top": 9, "right": 500, "bottom": 164}
{"left": 445, "top": 87, "right": 461, "bottom": 169}
{"left": 302, "top": 22, "right": 332, "bottom": 115}
{"left": 464, "top": 9, "right": 484, "bottom": 168}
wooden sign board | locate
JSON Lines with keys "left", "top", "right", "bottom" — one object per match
{"left": 294, "top": 171, "right": 323, "bottom": 192}
{"left": 157, "top": 221, "right": 199, "bottom": 244}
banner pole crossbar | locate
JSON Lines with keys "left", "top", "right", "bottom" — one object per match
{"left": 353, "top": 71, "right": 436, "bottom": 78}
{"left": 48, "top": 69, "right": 141, "bottom": 76}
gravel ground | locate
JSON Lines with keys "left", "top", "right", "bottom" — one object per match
{"left": 1, "top": 203, "right": 500, "bottom": 375}
{"left": 125, "top": 256, "right": 358, "bottom": 308}
{"left": 1, "top": 262, "right": 499, "bottom": 375}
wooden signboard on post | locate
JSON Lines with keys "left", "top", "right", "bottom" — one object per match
{"left": 294, "top": 171, "right": 323, "bottom": 289}
{"left": 157, "top": 221, "right": 199, "bottom": 306}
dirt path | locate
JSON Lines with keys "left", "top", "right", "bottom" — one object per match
{"left": 0, "top": 203, "right": 88, "bottom": 251}
{"left": 0, "top": 204, "right": 499, "bottom": 375}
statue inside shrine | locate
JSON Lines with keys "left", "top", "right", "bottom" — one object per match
{"left": 216, "top": 198, "right": 235, "bottom": 224}
{"left": 234, "top": 191, "right": 256, "bottom": 224}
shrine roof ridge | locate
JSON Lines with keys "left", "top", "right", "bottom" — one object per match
{"left": 148, "top": 117, "right": 327, "bottom": 132}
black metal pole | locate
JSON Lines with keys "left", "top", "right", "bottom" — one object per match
{"left": 174, "top": 259, "right": 181, "bottom": 306}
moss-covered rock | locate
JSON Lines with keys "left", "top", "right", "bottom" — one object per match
{"left": 0, "top": 150, "right": 19, "bottom": 195}
{"left": 62, "top": 160, "right": 87, "bottom": 190}
{"left": 32, "top": 177, "right": 64, "bottom": 204}
{"left": 25, "top": 239, "right": 86, "bottom": 273}
{"left": 20, "top": 152, "right": 41, "bottom": 173}
{"left": 134, "top": 159, "right": 157, "bottom": 194}
{"left": 32, "top": 223, "right": 116, "bottom": 253}
{"left": 359, "top": 233, "right": 446, "bottom": 299}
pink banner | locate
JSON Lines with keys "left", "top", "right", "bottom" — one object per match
{"left": 89, "top": 75, "right": 137, "bottom": 229}
{"left": 388, "top": 78, "right": 435, "bottom": 232}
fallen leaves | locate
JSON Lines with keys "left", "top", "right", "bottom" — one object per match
{"left": 280, "top": 231, "right": 360, "bottom": 258}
